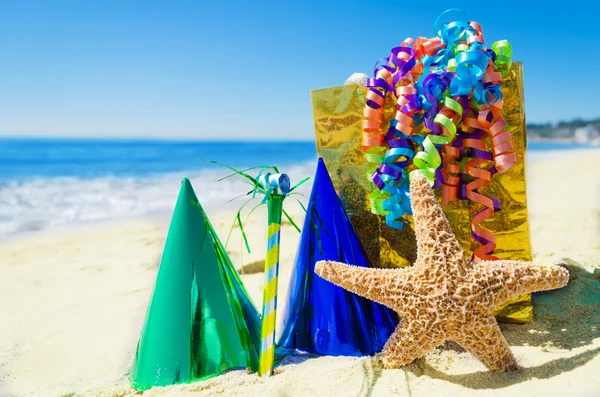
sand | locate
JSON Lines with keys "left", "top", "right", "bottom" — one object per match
{"left": 1, "top": 150, "right": 599, "bottom": 397}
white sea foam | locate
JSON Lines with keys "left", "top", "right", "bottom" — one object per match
{"left": 2, "top": 147, "right": 594, "bottom": 239}
{"left": 0, "top": 161, "right": 316, "bottom": 239}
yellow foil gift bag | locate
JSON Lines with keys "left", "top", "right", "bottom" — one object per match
{"left": 312, "top": 63, "right": 532, "bottom": 323}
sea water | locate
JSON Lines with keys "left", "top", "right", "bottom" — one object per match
{"left": 0, "top": 138, "right": 595, "bottom": 238}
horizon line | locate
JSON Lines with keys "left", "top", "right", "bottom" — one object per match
{"left": 0, "top": 135, "right": 317, "bottom": 143}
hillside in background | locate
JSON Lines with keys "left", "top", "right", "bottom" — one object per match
{"left": 527, "top": 118, "right": 600, "bottom": 143}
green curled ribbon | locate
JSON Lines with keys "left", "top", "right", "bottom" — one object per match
{"left": 491, "top": 40, "right": 513, "bottom": 78}
{"left": 410, "top": 96, "right": 463, "bottom": 184}
{"left": 364, "top": 146, "right": 388, "bottom": 215}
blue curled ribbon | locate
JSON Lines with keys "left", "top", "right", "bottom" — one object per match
{"left": 380, "top": 176, "right": 412, "bottom": 229}
{"left": 473, "top": 82, "right": 502, "bottom": 106}
{"left": 450, "top": 50, "right": 490, "bottom": 96}
{"left": 430, "top": 9, "right": 496, "bottom": 98}
{"left": 371, "top": 118, "right": 416, "bottom": 229}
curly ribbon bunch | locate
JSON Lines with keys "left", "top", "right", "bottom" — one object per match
{"left": 362, "top": 9, "right": 516, "bottom": 260}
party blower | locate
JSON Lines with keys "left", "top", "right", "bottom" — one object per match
{"left": 212, "top": 162, "right": 309, "bottom": 377}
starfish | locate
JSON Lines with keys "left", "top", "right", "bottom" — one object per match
{"left": 315, "top": 175, "right": 569, "bottom": 371}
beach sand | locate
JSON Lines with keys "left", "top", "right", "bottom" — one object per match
{"left": 1, "top": 151, "right": 599, "bottom": 397}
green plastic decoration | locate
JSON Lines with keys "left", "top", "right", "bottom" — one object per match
{"left": 130, "top": 178, "right": 261, "bottom": 391}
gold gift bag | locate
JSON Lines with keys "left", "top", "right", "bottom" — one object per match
{"left": 312, "top": 63, "right": 532, "bottom": 323}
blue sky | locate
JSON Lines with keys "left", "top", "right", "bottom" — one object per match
{"left": 0, "top": 1, "right": 598, "bottom": 140}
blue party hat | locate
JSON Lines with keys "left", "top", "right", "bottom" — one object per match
{"left": 278, "top": 159, "right": 399, "bottom": 356}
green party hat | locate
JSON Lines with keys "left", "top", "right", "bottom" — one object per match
{"left": 130, "top": 178, "right": 261, "bottom": 391}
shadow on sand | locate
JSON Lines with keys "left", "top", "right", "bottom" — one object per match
{"left": 502, "top": 258, "right": 600, "bottom": 349}
{"left": 357, "top": 359, "right": 384, "bottom": 397}
{"left": 405, "top": 258, "right": 600, "bottom": 390}
{"left": 410, "top": 346, "right": 600, "bottom": 390}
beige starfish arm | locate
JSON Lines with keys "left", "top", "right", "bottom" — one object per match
{"left": 380, "top": 317, "right": 445, "bottom": 368}
{"left": 409, "top": 175, "right": 469, "bottom": 271}
{"left": 452, "top": 315, "right": 518, "bottom": 372}
{"left": 314, "top": 260, "right": 412, "bottom": 310}
{"left": 475, "top": 260, "right": 569, "bottom": 308}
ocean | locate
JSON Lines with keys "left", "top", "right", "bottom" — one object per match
{"left": 0, "top": 138, "right": 595, "bottom": 238}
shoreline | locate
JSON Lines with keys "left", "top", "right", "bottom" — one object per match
{"left": 0, "top": 213, "right": 170, "bottom": 246}
{"left": 2, "top": 147, "right": 599, "bottom": 243}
